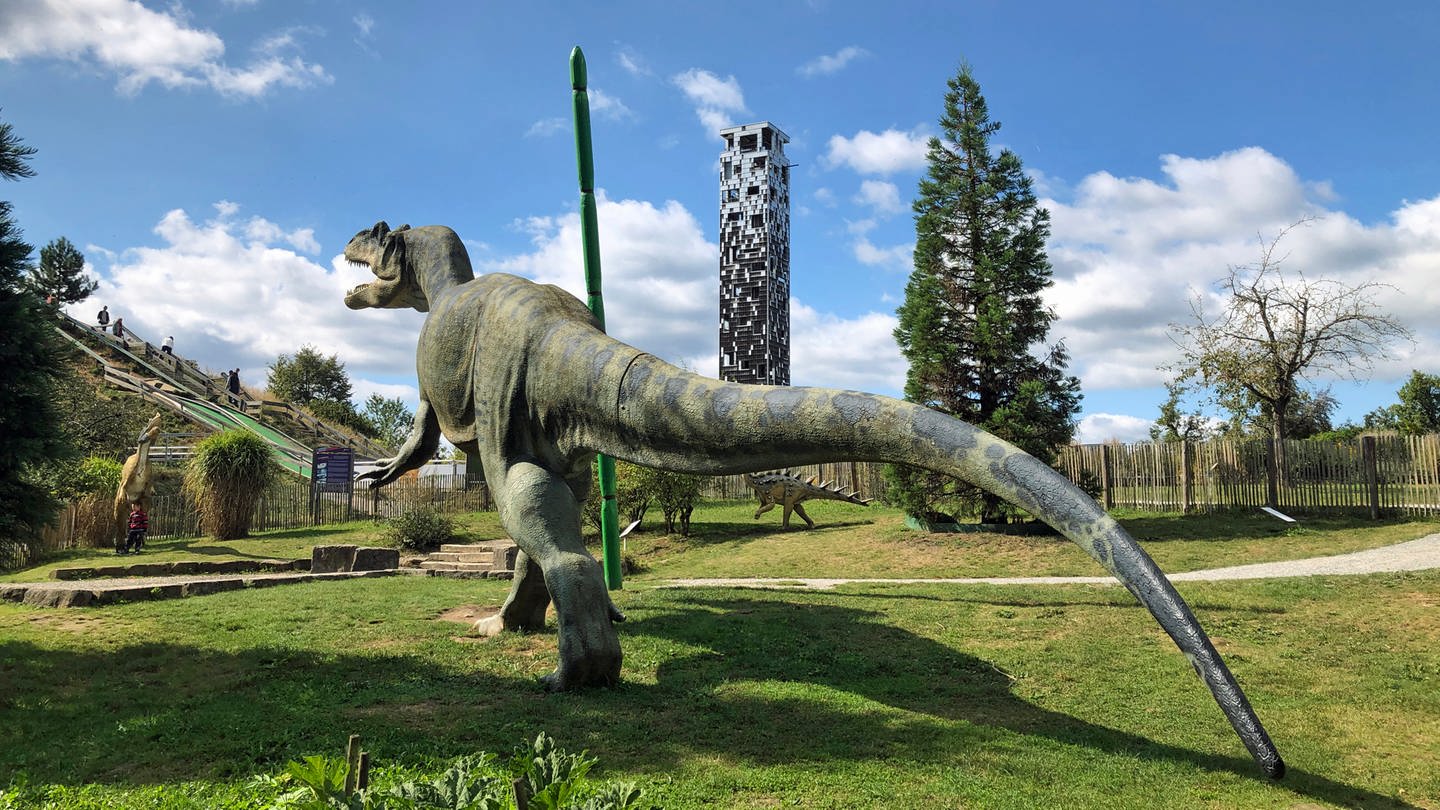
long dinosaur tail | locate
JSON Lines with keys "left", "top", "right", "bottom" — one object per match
{"left": 586, "top": 354, "right": 1283, "bottom": 778}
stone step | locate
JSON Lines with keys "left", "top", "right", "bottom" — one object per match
{"left": 427, "top": 551, "right": 489, "bottom": 563}
{"left": 419, "top": 560, "right": 500, "bottom": 572}
{"left": 438, "top": 542, "right": 514, "bottom": 554}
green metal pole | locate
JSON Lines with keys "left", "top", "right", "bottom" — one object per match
{"left": 571, "top": 46, "right": 623, "bottom": 589}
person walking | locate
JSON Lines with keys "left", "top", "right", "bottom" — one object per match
{"left": 96, "top": 305, "right": 110, "bottom": 330}
{"left": 227, "top": 369, "right": 241, "bottom": 395}
{"left": 161, "top": 335, "right": 174, "bottom": 355}
{"left": 112, "top": 317, "right": 125, "bottom": 340}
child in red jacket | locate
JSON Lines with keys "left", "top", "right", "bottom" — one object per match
{"left": 124, "top": 504, "right": 148, "bottom": 554}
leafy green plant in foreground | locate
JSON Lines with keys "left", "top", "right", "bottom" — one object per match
{"left": 271, "top": 733, "right": 646, "bottom": 810}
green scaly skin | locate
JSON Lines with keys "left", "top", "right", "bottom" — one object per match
{"left": 343, "top": 221, "right": 1283, "bottom": 778}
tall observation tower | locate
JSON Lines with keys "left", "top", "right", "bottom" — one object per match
{"left": 718, "top": 121, "right": 791, "bottom": 386}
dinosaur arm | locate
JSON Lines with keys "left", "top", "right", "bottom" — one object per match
{"left": 358, "top": 397, "right": 441, "bottom": 488}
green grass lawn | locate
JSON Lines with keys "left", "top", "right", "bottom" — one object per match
{"left": 2, "top": 503, "right": 1438, "bottom": 807}
{"left": 620, "top": 501, "right": 1440, "bottom": 581}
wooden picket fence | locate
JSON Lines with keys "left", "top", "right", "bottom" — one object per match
{"left": 700, "top": 461, "right": 890, "bottom": 501}
{"left": 29, "top": 433, "right": 1440, "bottom": 562}
{"left": 32, "top": 475, "right": 494, "bottom": 554}
{"left": 1056, "top": 434, "right": 1440, "bottom": 516}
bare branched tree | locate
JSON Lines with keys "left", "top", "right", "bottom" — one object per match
{"left": 1169, "top": 220, "right": 1414, "bottom": 447}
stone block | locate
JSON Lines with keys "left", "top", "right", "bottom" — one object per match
{"left": 352, "top": 546, "right": 400, "bottom": 571}
{"left": 312, "top": 544, "right": 358, "bottom": 573}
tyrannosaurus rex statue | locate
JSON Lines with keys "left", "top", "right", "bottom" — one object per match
{"left": 343, "top": 221, "right": 1283, "bottom": 778}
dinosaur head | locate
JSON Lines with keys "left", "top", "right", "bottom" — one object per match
{"left": 138, "top": 413, "right": 162, "bottom": 444}
{"left": 344, "top": 221, "right": 430, "bottom": 312}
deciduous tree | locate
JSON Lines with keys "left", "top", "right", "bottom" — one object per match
{"left": 1169, "top": 221, "right": 1413, "bottom": 446}
{"left": 888, "top": 63, "right": 1081, "bottom": 523}
{"left": 1365, "top": 371, "right": 1440, "bottom": 435}
{"left": 361, "top": 394, "right": 414, "bottom": 450}
{"left": 267, "top": 344, "right": 353, "bottom": 405}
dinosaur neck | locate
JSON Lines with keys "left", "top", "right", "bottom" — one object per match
{"left": 134, "top": 436, "right": 154, "bottom": 481}
{"left": 408, "top": 228, "right": 476, "bottom": 305}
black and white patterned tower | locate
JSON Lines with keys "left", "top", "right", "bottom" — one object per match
{"left": 718, "top": 121, "right": 790, "bottom": 385}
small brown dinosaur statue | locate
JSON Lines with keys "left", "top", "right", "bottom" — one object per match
{"left": 747, "top": 470, "right": 871, "bottom": 529}
{"left": 112, "top": 413, "right": 164, "bottom": 545}
{"left": 342, "top": 221, "right": 1283, "bottom": 778}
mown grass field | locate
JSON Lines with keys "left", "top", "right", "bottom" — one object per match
{"left": 2, "top": 502, "right": 1438, "bottom": 808}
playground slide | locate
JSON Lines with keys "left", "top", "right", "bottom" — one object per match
{"left": 55, "top": 320, "right": 313, "bottom": 478}
{"left": 59, "top": 313, "right": 389, "bottom": 460}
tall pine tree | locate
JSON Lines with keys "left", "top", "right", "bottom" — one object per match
{"left": 0, "top": 115, "right": 73, "bottom": 556}
{"left": 889, "top": 64, "right": 1081, "bottom": 524}
{"left": 26, "top": 236, "right": 95, "bottom": 304}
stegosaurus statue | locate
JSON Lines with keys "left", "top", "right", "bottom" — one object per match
{"left": 747, "top": 470, "right": 872, "bottom": 529}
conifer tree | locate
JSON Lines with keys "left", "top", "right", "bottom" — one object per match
{"left": 0, "top": 116, "right": 72, "bottom": 554}
{"left": 26, "top": 236, "right": 96, "bottom": 304}
{"left": 889, "top": 64, "right": 1081, "bottom": 523}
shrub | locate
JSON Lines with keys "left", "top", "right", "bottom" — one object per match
{"left": 641, "top": 466, "right": 703, "bottom": 535}
{"left": 385, "top": 505, "right": 454, "bottom": 551}
{"left": 583, "top": 460, "right": 650, "bottom": 533}
{"left": 183, "top": 430, "right": 280, "bottom": 540}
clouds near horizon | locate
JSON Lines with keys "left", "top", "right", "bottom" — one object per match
{"left": 1044, "top": 146, "right": 1440, "bottom": 393}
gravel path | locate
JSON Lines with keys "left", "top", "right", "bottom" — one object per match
{"left": 660, "top": 532, "right": 1440, "bottom": 590}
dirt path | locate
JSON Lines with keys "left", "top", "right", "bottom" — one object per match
{"left": 660, "top": 532, "right": 1440, "bottom": 590}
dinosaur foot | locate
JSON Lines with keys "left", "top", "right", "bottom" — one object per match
{"left": 539, "top": 648, "right": 621, "bottom": 691}
{"left": 473, "top": 606, "right": 549, "bottom": 637}
{"left": 472, "top": 613, "right": 506, "bottom": 637}
{"left": 539, "top": 611, "right": 622, "bottom": 691}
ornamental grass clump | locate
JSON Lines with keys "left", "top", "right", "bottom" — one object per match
{"left": 183, "top": 430, "right": 279, "bottom": 540}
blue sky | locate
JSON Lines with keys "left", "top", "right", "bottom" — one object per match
{"left": 3, "top": 1, "right": 1438, "bottom": 443}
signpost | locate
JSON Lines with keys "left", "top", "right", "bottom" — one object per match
{"left": 310, "top": 446, "right": 355, "bottom": 523}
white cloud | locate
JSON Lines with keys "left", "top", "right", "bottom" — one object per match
{"left": 790, "top": 301, "right": 904, "bottom": 392}
{"left": 0, "top": 0, "right": 330, "bottom": 98}
{"left": 1043, "top": 147, "right": 1440, "bottom": 394}
{"left": 353, "top": 13, "right": 375, "bottom": 39}
{"left": 1075, "top": 414, "right": 1153, "bottom": 444}
{"left": 797, "top": 46, "right": 869, "bottom": 78}
{"left": 853, "top": 179, "right": 903, "bottom": 215}
{"left": 479, "top": 194, "right": 911, "bottom": 394}
{"left": 615, "top": 46, "right": 650, "bottom": 77}
{"left": 823, "top": 127, "right": 930, "bottom": 175}
{"left": 353, "top": 379, "right": 419, "bottom": 404}
{"left": 853, "top": 236, "right": 911, "bottom": 272}
{"left": 73, "top": 204, "right": 421, "bottom": 397}
{"left": 587, "top": 88, "right": 633, "bottom": 121}
{"left": 482, "top": 193, "right": 719, "bottom": 364}
{"left": 672, "top": 68, "right": 748, "bottom": 131}
{"left": 526, "top": 117, "right": 567, "bottom": 138}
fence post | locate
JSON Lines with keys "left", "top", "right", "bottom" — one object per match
{"left": 1362, "top": 435, "right": 1380, "bottom": 519}
{"left": 1099, "top": 444, "right": 1114, "bottom": 510}
{"left": 1264, "top": 439, "right": 1280, "bottom": 508}
{"left": 1180, "top": 440, "right": 1193, "bottom": 514}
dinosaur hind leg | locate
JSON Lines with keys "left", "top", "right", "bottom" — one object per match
{"left": 476, "top": 550, "right": 550, "bottom": 636}
{"left": 490, "top": 460, "right": 621, "bottom": 691}
{"left": 792, "top": 503, "right": 815, "bottom": 529}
